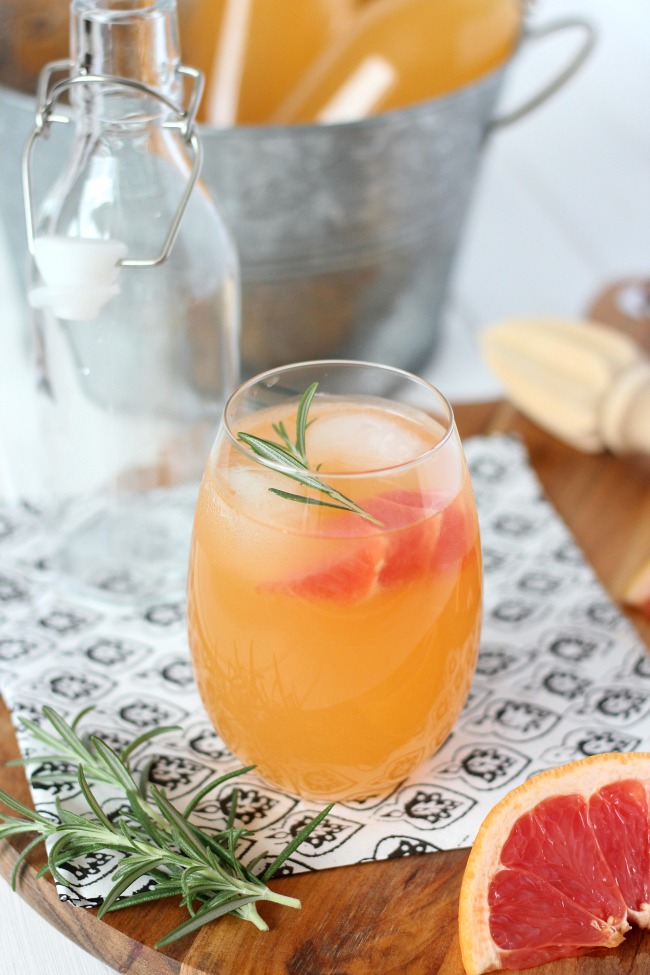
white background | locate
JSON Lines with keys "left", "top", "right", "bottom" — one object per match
{"left": 1, "top": 0, "right": 649, "bottom": 971}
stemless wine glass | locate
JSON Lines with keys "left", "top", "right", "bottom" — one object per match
{"left": 187, "top": 361, "right": 482, "bottom": 802}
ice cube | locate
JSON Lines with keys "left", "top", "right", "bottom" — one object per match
{"left": 225, "top": 464, "right": 277, "bottom": 510}
{"left": 306, "top": 406, "right": 435, "bottom": 472}
{"left": 220, "top": 464, "right": 309, "bottom": 531}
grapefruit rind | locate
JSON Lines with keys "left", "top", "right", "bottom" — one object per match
{"left": 458, "top": 752, "right": 650, "bottom": 975}
{"left": 622, "top": 557, "right": 650, "bottom": 619}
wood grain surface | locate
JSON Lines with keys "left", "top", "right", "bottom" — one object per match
{"left": 1, "top": 400, "right": 650, "bottom": 975}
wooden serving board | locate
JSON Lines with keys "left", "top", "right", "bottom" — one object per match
{"left": 1, "top": 400, "right": 650, "bottom": 975}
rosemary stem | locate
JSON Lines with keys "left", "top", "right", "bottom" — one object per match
{"left": 262, "top": 891, "right": 302, "bottom": 910}
{"left": 4, "top": 707, "right": 329, "bottom": 943}
{"left": 237, "top": 903, "right": 270, "bottom": 930}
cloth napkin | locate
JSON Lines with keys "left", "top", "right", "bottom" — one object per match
{"left": 0, "top": 434, "right": 647, "bottom": 908}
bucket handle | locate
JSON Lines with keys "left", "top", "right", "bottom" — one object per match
{"left": 489, "top": 16, "right": 596, "bottom": 132}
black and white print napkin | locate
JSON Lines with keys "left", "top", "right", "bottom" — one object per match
{"left": 0, "top": 434, "right": 647, "bottom": 908}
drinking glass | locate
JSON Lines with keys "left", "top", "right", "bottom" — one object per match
{"left": 187, "top": 360, "right": 482, "bottom": 801}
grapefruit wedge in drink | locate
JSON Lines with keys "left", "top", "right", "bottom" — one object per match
{"left": 459, "top": 751, "right": 650, "bottom": 973}
{"left": 187, "top": 361, "right": 482, "bottom": 802}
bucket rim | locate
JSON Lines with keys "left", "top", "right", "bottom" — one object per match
{"left": 197, "top": 59, "right": 511, "bottom": 140}
{"left": 0, "top": 53, "right": 510, "bottom": 138}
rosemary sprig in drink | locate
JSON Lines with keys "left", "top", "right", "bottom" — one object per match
{"left": 0, "top": 706, "right": 332, "bottom": 947}
{"left": 238, "top": 382, "right": 382, "bottom": 525}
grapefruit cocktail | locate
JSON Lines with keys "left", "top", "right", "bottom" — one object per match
{"left": 187, "top": 361, "right": 482, "bottom": 801}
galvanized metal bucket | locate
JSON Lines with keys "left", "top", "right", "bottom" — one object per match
{"left": 0, "top": 16, "right": 594, "bottom": 378}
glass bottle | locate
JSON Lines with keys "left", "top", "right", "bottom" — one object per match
{"left": 24, "top": 0, "right": 240, "bottom": 600}
{"left": 272, "top": 0, "right": 522, "bottom": 124}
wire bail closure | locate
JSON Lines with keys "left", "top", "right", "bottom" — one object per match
{"left": 22, "top": 59, "right": 205, "bottom": 268}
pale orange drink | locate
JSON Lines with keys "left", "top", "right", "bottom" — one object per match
{"left": 187, "top": 361, "right": 481, "bottom": 801}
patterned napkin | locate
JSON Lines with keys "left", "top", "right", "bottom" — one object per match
{"left": 0, "top": 434, "right": 647, "bottom": 908}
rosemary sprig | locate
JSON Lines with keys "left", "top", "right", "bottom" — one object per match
{"left": 1, "top": 706, "right": 333, "bottom": 947}
{"left": 238, "top": 382, "right": 381, "bottom": 525}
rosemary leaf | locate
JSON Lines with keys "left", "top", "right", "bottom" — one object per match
{"left": 271, "top": 420, "right": 302, "bottom": 461}
{"left": 41, "top": 706, "right": 94, "bottom": 760}
{"left": 295, "top": 381, "right": 318, "bottom": 460}
{"left": 70, "top": 705, "right": 97, "bottom": 731}
{"left": 119, "top": 724, "right": 181, "bottom": 763}
{"left": 97, "top": 857, "right": 168, "bottom": 918}
{"left": 0, "top": 789, "right": 52, "bottom": 823}
{"left": 150, "top": 786, "right": 211, "bottom": 861}
{"left": 262, "top": 803, "right": 334, "bottom": 881}
{"left": 102, "top": 882, "right": 185, "bottom": 912}
{"left": 154, "top": 895, "right": 262, "bottom": 947}
{"left": 237, "top": 433, "right": 307, "bottom": 471}
{"left": 90, "top": 736, "right": 140, "bottom": 793}
{"left": 10, "top": 834, "right": 44, "bottom": 890}
{"left": 0, "top": 820, "right": 42, "bottom": 840}
{"left": 77, "top": 766, "right": 113, "bottom": 831}
{"left": 182, "top": 764, "right": 254, "bottom": 820}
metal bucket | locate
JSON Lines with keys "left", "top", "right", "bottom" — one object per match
{"left": 0, "top": 16, "right": 594, "bottom": 378}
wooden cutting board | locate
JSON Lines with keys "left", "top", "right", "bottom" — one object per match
{"left": 1, "top": 400, "right": 650, "bottom": 975}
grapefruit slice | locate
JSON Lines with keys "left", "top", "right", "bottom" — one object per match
{"left": 622, "top": 556, "right": 650, "bottom": 619}
{"left": 284, "top": 489, "right": 445, "bottom": 598}
{"left": 364, "top": 489, "right": 443, "bottom": 586}
{"left": 459, "top": 752, "right": 650, "bottom": 974}
{"left": 367, "top": 487, "right": 477, "bottom": 581}
{"left": 269, "top": 487, "right": 472, "bottom": 602}
{"left": 275, "top": 537, "right": 385, "bottom": 603}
